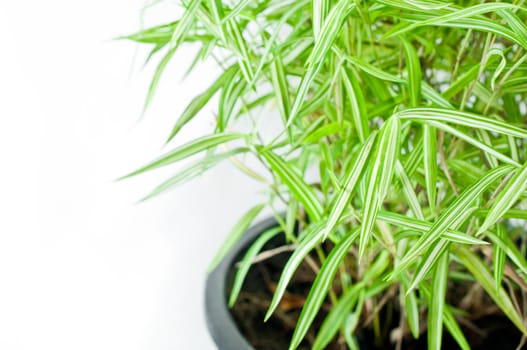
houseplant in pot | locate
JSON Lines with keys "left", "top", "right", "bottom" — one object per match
{"left": 122, "top": 0, "right": 527, "bottom": 349}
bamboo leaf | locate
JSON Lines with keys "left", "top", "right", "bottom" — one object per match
{"left": 384, "top": 3, "right": 525, "bottom": 48}
{"left": 265, "top": 221, "right": 326, "bottom": 321}
{"left": 141, "top": 147, "right": 249, "bottom": 201}
{"left": 401, "top": 38, "right": 422, "bottom": 107}
{"left": 218, "top": 72, "right": 247, "bottom": 131}
{"left": 360, "top": 117, "right": 400, "bottom": 258}
{"left": 428, "top": 251, "right": 449, "bottom": 350}
{"left": 336, "top": 50, "right": 452, "bottom": 108}
{"left": 166, "top": 65, "right": 237, "bottom": 142}
{"left": 301, "top": 122, "right": 343, "bottom": 145}
{"left": 306, "top": 0, "right": 354, "bottom": 67}
{"left": 324, "top": 133, "right": 377, "bottom": 239}
{"left": 313, "top": 284, "right": 362, "bottom": 350}
{"left": 170, "top": 0, "right": 202, "bottom": 48}
{"left": 287, "top": 65, "right": 321, "bottom": 127}
{"left": 208, "top": 203, "right": 265, "bottom": 272}
{"left": 222, "top": 0, "right": 252, "bottom": 23}
{"left": 225, "top": 19, "right": 255, "bottom": 83}
{"left": 259, "top": 149, "right": 324, "bottom": 221}
{"left": 228, "top": 227, "right": 283, "bottom": 306}
{"left": 423, "top": 125, "right": 437, "bottom": 213}
{"left": 341, "top": 67, "right": 370, "bottom": 142}
{"left": 287, "top": 0, "right": 355, "bottom": 126}
{"left": 421, "top": 284, "right": 471, "bottom": 350}
{"left": 120, "top": 133, "right": 245, "bottom": 179}
{"left": 487, "top": 48, "right": 506, "bottom": 91}
{"left": 121, "top": 21, "right": 178, "bottom": 44}
{"left": 142, "top": 47, "right": 177, "bottom": 114}
{"left": 456, "top": 246, "right": 527, "bottom": 335}
{"left": 270, "top": 54, "right": 291, "bottom": 126}
{"left": 442, "top": 64, "right": 480, "bottom": 99}
{"left": 401, "top": 275, "right": 420, "bottom": 338}
{"left": 312, "top": 0, "right": 329, "bottom": 38}
{"left": 427, "top": 121, "right": 519, "bottom": 167}
{"left": 497, "top": 9, "right": 527, "bottom": 50}
{"left": 395, "top": 160, "right": 424, "bottom": 220}
{"left": 493, "top": 225, "right": 506, "bottom": 291}
{"left": 393, "top": 166, "right": 513, "bottom": 277}
{"left": 486, "top": 230, "right": 527, "bottom": 277}
{"left": 289, "top": 229, "right": 360, "bottom": 349}
{"left": 479, "top": 160, "right": 527, "bottom": 234}
{"left": 398, "top": 108, "right": 527, "bottom": 139}
{"left": 378, "top": 211, "right": 488, "bottom": 246}
{"left": 312, "top": 252, "right": 390, "bottom": 350}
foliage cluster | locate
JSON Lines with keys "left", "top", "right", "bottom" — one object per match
{"left": 123, "top": 1, "right": 527, "bottom": 349}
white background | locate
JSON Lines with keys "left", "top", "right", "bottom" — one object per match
{"left": 0, "top": 1, "right": 265, "bottom": 349}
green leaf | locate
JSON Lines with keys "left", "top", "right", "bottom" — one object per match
{"left": 121, "top": 21, "right": 178, "bottom": 44}
{"left": 287, "top": 66, "right": 320, "bottom": 127}
{"left": 478, "top": 160, "right": 527, "bottom": 234}
{"left": 442, "top": 64, "right": 480, "bottom": 99}
{"left": 336, "top": 49, "right": 452, "bottom": 108}
{"left": 395, "top": 160, "right": 424, "bottom": 220}
{"left": 475, "top": 208, "right": 527, "bottom": 220}
{"left": 384, "top": 3, "right": 526, "bottom": 48}
{"left": 442, "top": 306, "right": 470, "bottom": 350}
{"left": 423, "top": 125, "right": 437, "bottom": 213}
{"left": 359, "top": 116, "right": 400, "bottom": 258}
{"left": 301, "top": 121, "right": 343, "bottom": 145}
{"left": 497, "top": 9, "right": 527, "bottom": 50}
{"left": 287, "top": 0, "right": 355, "bottom": 126}
{"left": 208, "top": 203, "right": 265, "bottom": 272}
{"left": 401, "top": 38, "right": 422, "bottom": 107}
{"left": 228, "top": 226, "right": 283, "bottom": 306}
{"left": 378, "top": 211, "right": 488, "bottom": 246}
{"left": 306, "top": 0, "right": 353, "bottom": 67}
{"left": 225, "top": 19, "right": 255, "bottom": 83}
{"left": 486, "top": 230, "right": 527, "bottom": 277}
{"left": 324, "top": 132, "right": 377, "bottom": 239}
{"left": 120, "top": 133, "right": 245, "bottom": 179}
{"left": 428, "top": 251, "right": 449, "bottom": 350}
{"left": 312, "top": 0, "right": 329, "bottom": 38}
{"left": 270, "top": 54, "right": 291, "bottom": 127}
{"left": 343, "top": 306, "right": 363, "bottom": 350}
{"left": 218, "top": 72, "right": 247, "bottom": 132}
{"left": 493, "top": 225, "right": 506, "bottom": 291}
{"left": 221, "top": 0, "right": 252, "bottom": 23}
{"left": 170, "top": 0, "right": 202, "bottom": 48}
{"left": 265, "top": 221, "right": 326, "bottom": 321}
{"left": 393, "top": 165, "right": 513, "bottom": 278}
{"left": 427, "top": 121, "right": 519, "bottom": 167}
{"left": 312, "top": 251, "right": 390, "bottom": 350}
{"left": 455, "top": 246, "right": 527, "bottom": 335}
{"left": 398, "top": 108, "right": 527, "bottom": 139}
{"left": 401, "top": 275, "right": 420, "bottom": 338}
{"left": 166, "top": 65, "right": 237, "bottom": 142}
{"left": 487, "top": 48, "right": 506, "bottom": 91}
{"left": 313, "top": 284, "right": 362, "bottom": 350}
{"left": 208, "top": 0, "right": 227, "bottom": 43}
{"left": 289, "top": 228, "right": 360, "bottom": 349}
{"left": 141, "top": 147, "right": 249, "bottom": 201}
{"left": 142, "top": 46, "right": 177, "bottom": 114}
{"left": 341, "top": 67, "right": 370, "bottom": 142}
{"left": 259, "top": 149, "right": 324, "bottom": 221}
{"left": 421, "top": 283, "right": 471, "bottom": 350}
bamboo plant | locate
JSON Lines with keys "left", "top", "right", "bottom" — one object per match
{"left": 122, "top": 0, "right": 527, "bottom": 349}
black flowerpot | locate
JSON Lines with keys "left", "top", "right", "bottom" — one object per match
{"left": 205, "top": 216, "right": 277, "bottom": 350}
{"left": 204, "top": 217, "right": 524, "bottom": 350}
